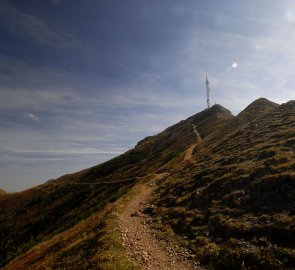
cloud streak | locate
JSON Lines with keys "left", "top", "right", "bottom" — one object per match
{"left": 24, "top": 112, "right": 40, "bottom": 121}
{"left": 51, "top": 0, "right": 64, "bottom": 5}
{"left": 0, "top": 0, "right": 294, "bottom": 192}
{"left": 0, "top": 1, "right": 75, "bottom": 47}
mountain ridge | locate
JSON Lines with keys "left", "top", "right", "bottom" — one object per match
{"left": 0, "top": 98, "right": 294, "bottom": 270}
{"left": 236, "top": 97, "right": 279, "bottom": 123}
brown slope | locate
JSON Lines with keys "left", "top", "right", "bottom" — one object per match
{"left": 205, "top": 98, "right": 279, "bottom": 145}
{"left": 236, "top": 97, "right": 279, "bottom": 123}
{"left": 0, "top": 188, "right": 6, "bottom": 196}
{"left": 2, "top": 98, "right": 291, "bottom": 270}
{"left": 0, "top": 104, "right": 232, "bottom": 268}
{"left": 149, "top": 100, "right": 295, "bottom": 269}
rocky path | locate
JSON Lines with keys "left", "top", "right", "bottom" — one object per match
{"left": 118, "top": 181, "right": 201, "bottom": 270}
{"left": 192, "top": 124, "right": 202, "bottom": 143}
{"left": 184, "top": 143, "right": 198, "bottom": 161}
{"left": 184, "top": 124, "right": 202, "bottom": 161}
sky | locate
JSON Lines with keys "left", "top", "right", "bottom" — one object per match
{"left": 0, "top": 0, "right": 294, "bottom": 192}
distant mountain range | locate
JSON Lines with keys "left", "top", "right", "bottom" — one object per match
{"left": 0, "top": 98, "right": 294, "bottom": 269}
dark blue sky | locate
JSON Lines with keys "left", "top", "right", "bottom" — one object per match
{"left": 0, "top": 0, "right": 294, "bottom": 191}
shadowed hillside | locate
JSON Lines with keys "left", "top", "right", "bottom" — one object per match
{"left": 0, "top": 98, "right": 294, "bottom": 270}
{"left": 0, "top": 103, "right": 231, "bottom": 268}
{"left": 149, "top": 99, "right": 295, "bottom": 269}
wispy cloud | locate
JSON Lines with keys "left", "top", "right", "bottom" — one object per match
{"left": 6, "top": 147, "right": 126, "bottom": 156}
{"left": 24, "top": 112, "right": 40, "bottom": 121}
{"left": 0, "top": 1, "right": 76, "bottom": 47}
{"left": 169, "top": 2, "right": 295, "bottom": 113}
{"left": 1, "top": 0, "right": 294, "bottom": 192}
{"left": 51, "top": 0, "right": 64, "bottom": 6}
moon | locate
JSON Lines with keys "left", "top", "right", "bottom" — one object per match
{"left": 232, "top": 62, "right": 238, "bottom": 69}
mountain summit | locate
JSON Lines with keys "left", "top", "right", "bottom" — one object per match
{"left": 0, "top": 98, "right": 294, "bottom": 270}
{"left": 237, "top": 97, "right": 279, "bottom": 122}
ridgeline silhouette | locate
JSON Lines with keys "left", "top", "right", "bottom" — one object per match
{"left": 0, "top": 98, "right": 294, "bottom": 269}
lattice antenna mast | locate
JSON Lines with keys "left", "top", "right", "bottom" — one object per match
{"left": 206, "top": 75, "right": 211, "bottom": 109}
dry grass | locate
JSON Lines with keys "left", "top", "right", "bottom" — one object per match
{"left": 149, "top": 100, "right": 295, "bottom": 269}
{"left": 0, "top": 99, "right": 294, "bottom": 269}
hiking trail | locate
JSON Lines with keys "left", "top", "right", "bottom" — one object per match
{"left": 184, "top": 124, "right": 202, "bottom": 161}
{"left": 118, "top": 175, "right": 202, "bottom": 270}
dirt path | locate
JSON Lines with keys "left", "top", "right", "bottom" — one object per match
{"left": 118, "top": 181, "right": 201, "bottom": 270}
{"left": 184, "top": 144, "right": 198, "bottom": 161}
{"left": 192, "top": 124, "right": 202, "bottom": 143}
{"left": 184, "top": 124, "right": 202, "bottom": 162}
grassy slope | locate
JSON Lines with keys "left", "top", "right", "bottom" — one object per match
{"left": 1, "top": 98, "right": 294, "bottom": 270}
{"left": 149, "top": 100, "right": 295, "bottom": 269}
{"left": 0, "top": 106, "right": 216, "bottom": 268}
{"left": 3, "top": 180, "right": 149, "bottom": 270}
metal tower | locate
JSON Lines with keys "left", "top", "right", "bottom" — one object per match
{"left": 206, "top": 75, "right": 211, "bottom": 109}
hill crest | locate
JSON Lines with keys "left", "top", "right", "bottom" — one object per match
{"left": 0, "top": 97, "right": 294, "bottom": 270}
{"left": 237, "top": 97, "right": 279, "bottom": 122}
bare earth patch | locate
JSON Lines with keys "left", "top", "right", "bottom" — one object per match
{"left": 184, "top": 124, "right": 202, "bottom": 162}
{"left": 118, "top": 180, "right": 202, "bottom": 270}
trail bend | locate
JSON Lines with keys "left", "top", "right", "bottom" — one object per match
{"left": 184, "top": 124, "right": 202, "bottom": 162}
